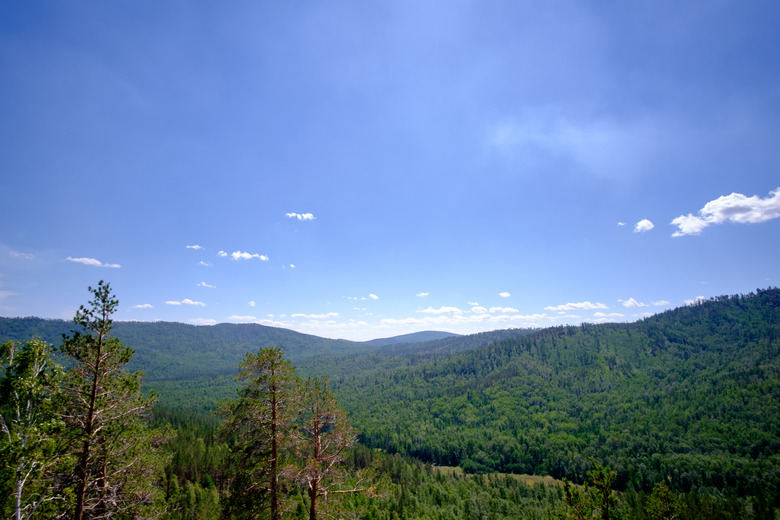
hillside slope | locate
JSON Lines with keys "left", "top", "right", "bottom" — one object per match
{"left": 328, "top": 289, "right": 780, "bottom": 499}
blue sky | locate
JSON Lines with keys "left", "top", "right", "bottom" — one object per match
{"left": 1, "top": 1, "right": 779, "bottom": 341}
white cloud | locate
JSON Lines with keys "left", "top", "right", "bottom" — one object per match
{"left": 471, "top": 306, "right": 488, "bottom": 314}
{"left": 418, "top": 306, "right": 464, "bottom": 315}
{"left": 10, "top": 251, "right": 35, "bottom": 260}
{"left": 618, "top": 298, "right": 646, "bottom": 308}
{"left": 416, "top": 292, "right": 430, "bottom": 298}
{"left": 593, "top": 312, "right": 625, "bottom": 318}
{"left": 197, "top": 282, "right": 215, "bottom": 288}
{"left": 198, "top": 261, "right": 213, "bottom": 267}
{"left": 348, "top": 294, "right": 379, "bottom": 301}
{"left": 467, "top": 301, "right": 479, "bottom": 306}
{"left": 685, "top": 296, "right": 706, "bottom": 305}
{"left": 634, "top": 219, "right": 654, "bottom": 233}
{"left": 132, "top": 303, "right": 154, "bottom": 309}
{"left": 248, "top": 301, "right": 256, "bottom": 307}
{"left": 672, "top": 187, "right": 780, "bottom": 237}
{"left": 490, "top": 306, "right": 520, "bottom": 313}
{"left": 228, "top": 315, "right": 257, "bottom": 322}
{"left": 165, "top": 299, "right": 206, "bottom": 307}
{"left": 617, "top": 222, "right": 626, "bottom": 227}
{"left": 499, "top": 292, "right": 511, "bottom": 298}
{"left": 545, "top": 301, "right": 608, "bottom": 311}
{"left": 65, "top": 256, "right": 121, "bottom": 268}
{"left": 286, "top": 212, "right": 316, "bottom": 221}
{"left": 292, "top": 312, "right": 340, "bottom": 319}
{"left": 186, "top": 245, "right": 203, "bottom": 250}
{"left": 189, "top": 318, "right": 216, "bottom": 326}
{"left": 652, "top": 300, "right": 670, "bottom": 306}
{"left": 231, "top": 251, "right": 269, "bottom": 261}
{"left": 218, "top": 251, "right": 228, "bottom": 257}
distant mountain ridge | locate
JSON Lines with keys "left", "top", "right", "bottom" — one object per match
{"left": 363, "top": 330, "right": 461, "bottom": 347}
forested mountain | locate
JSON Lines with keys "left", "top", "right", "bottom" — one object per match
{"left": 316, "top": 288, "right": 780, "bottom": 503}
{"left": 3, "top": 288, "right": 779, "bottom": 517}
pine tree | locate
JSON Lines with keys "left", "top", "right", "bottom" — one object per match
{"left": 293, "top": 377, "right": 357, "bottom": 520}
{"left": 219, "top": 347, "right": 300, "bottom": 520}
{"left": 60, "top": 281, "right": 164, "bottom": 519}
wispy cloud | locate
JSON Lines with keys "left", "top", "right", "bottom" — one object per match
{"left": 416, "top": 292, "right": 430, "bottom": 298}
{"left": 198, "top": 261, "right": 213, "bottom": 267}
{"left": 544, "top": 301, "right": 608, "bottom": 311}
{"left": 10, "top": 251, "right": 35, "bottom": 260}
{"left": 65, "top": 257, "right": 121, "bottom": 268}
{"left": 248, "top": 301, "right": 256, "bottom": 307}
{"left": 230, "top": 251, "right": 269, "bottom": 261}
{"left": 0, "top": 290, "right": 19, "bottom": 302}
{"left": 165, "top": 299, "right": 206, "bottom": 306}
{"left": 197, "top": 282, "right": 215, "bottom": 288}
{"left": 672, "top": 187, "right": 780, "bottom": 237}
{"left": 132, "top": 303, "right": 154, "bottom": 309}
{"left": 634, "top": 219, "right": 654, "bottom": 233}
{"left": 286, "top": 212, "right": 316, "bottom": 221}
{"left": 186, "top": 245, "right": 203, "bottom": 250}
{"left": 485, "top": 111, "right": 662, "bottom": 179}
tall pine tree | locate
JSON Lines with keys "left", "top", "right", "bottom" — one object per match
{"left": 219, "top": 347, "right": 300, "bottom": 520}
{"left": 60, "top": 281, "right": 164, "bottom": 519}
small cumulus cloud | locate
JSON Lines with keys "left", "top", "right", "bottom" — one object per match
{"left": 286, "top": 212, "right": 316, "bottom": 221}
{"left": 416, "top": 292, "right": 430, "bottom": 298}
{"left": 347, "top": 294, "right": 379, "bottom": 301}
{"left": 685, "top": 296, "right": 706, "bottom": 305}
{"left": 165, "top": 299, "right": 206, "bottom": 307}
{"left": 228, "top": 315, "right": 257, "bottom": 322}
{"left": 132, "top": 304, "right": 154, "bottom": 309}
{"left": 65, "top": 257, "right": 121, "bottom": 268}
{"left": 186, "top": 245, "right": 203, "bottom": 250}
{"left": 617, "top": 222, "right": 626, "bottom": 227}
{"left": 198, "top": 261, "right": 213, "bottom": 267}
{"left": 471, "top": 306, "right": 488, "bottom": 314}
{"left": 634, "top": 219, "right": 655, "bottom": 233}
{"left": 197, "top": 282, "right": 215, "bottom": 288}
{"left": 618, "top": 298, "right": 646, "bottom": 308}
{"left": 545, "top": 301, "right": 608, "bottom": 311}
{"left": 490, "top": 306, "right": 519, "bottom": 313}
{"left": 248, "top": 301, "right": 256, "bottom": 307}
{"left": 189, "top": 318, "right": 216, "bottom": 326}
{"left": 291, "top": 312, "right": 340, "bottom": 319}
{"left": 499, "top": 292, "right": 511, "bottom": 298}
{"left": 672, "top": 187, "right": 780, "bottom": 236}
{"left": 419, "top": 306, "right": 464, "bottom": 315}
{"left": 218, "top": 251, "right": 228, "bottom": 257}
{"left": 230, "top": 251, "right": 269, "bottom": 261}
